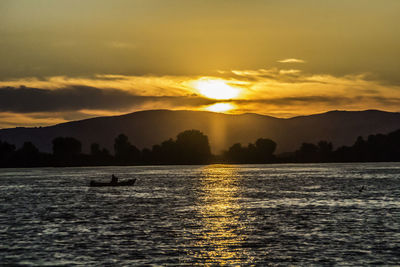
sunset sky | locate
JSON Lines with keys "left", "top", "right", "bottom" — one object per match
{"left": 1, "top": 0, "right": 400, "bottom": 128}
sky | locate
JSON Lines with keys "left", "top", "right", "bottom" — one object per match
{"left": 1, "top": 0, "right": 400, "bottom": 128}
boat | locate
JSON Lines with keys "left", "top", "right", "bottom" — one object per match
{"left": 89, "top": 178, "right": 136, "bottom": 187}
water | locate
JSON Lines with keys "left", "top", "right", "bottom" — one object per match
{"left": 1, "top": 163, "right": 400, "bottom": 266}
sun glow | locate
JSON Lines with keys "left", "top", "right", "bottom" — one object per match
{"left": 194, "top": 79, "right": 240, "bottom": 100}
{"left": 206, "top": 103, "right": 235, "bottom": 113}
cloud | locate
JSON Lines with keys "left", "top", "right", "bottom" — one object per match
{"left": 279, "top": 69, "right": 301, "bottom": 75}
{"left": 278, "top": 58, "right": 306, "bottom": 64}
{"left": 230, "top": 95, "right": 400, "bottom": 113}
{"left": 1, "top": 67, "right": 400, "bottom": 127}
{"left": 222, "top": 68, "right": 400, "bottom": 117}
{"left": 0, "top": 112, "right": 68, "bottom": 128}
{"left": 0, "top": 85, "right": 214, "bottom": 113}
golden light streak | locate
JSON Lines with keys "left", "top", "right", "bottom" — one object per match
{"left": 188, "top": 165, "right": 249, "bottom": 265}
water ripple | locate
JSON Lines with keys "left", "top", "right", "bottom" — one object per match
{"left": 1, "top": 163, "right": 400, "bottom": 265}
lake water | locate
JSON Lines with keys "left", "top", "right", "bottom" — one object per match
{"left": 1, "top": 163, "right": 400, "bottom": 266}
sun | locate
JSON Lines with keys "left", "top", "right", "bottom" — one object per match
{"left": 206, "top": 103, "right": 235, "bottom": 113}
{"left": 194, "top": 79, "right": 240, "bottom": 100}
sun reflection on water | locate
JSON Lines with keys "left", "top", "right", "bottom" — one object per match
{"left": 190, "top": 165, "right": 249, "bottom": 265}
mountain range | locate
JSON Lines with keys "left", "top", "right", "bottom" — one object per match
{"left": 1, "top": 109, "right": 400, "bottom": 154}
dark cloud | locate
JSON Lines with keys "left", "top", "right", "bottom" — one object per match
{"left": 1, "top": 84, "right": 399, "bottom": 115}
{"left": 0, "top": 86, "right": 215, "bottom": 113}
{"left": 232, "top": 95, "right": 400, "bottom": 107}
{"left": 369, "top": 96, "right": 400, "bottom": 106}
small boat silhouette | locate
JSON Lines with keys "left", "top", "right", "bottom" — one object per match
{"left": 89, "top": 178, "right": 136, "bottom": 187}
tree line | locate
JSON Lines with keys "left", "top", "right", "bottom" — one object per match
{"left": 0, "top": 130, "right": 212, "bottom": 167}
{"left": 1, "top": 128, "right": 400, "bottom": 167}
{"left": 287, "top": 129, "right": 400, "bottom": 163}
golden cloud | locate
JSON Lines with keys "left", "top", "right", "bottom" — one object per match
{"left": 1, "top": 68, "right": 400, "bottom": 127}
{"left": 278, "top": 58, "right": 306, "bottom": 64}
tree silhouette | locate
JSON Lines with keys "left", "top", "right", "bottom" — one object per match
{"left": 3, "top": 127, "right": 400, "bottom": 167}
{"left": 53, "top": 137, "right": 81, "bottom": 157}
{"left": 152, "top": 139, "right": 179, "bottom": 164}
{"left": 90, "top": 143, "right": 101, "bottom": 156}
{"left": 351, "top": 136, "right": 367, "bottom": 161}
{"left": 14, "top": 142, "right": 41, "bottom": 167}
{"left": 90, "top": 142, "right": 112, "bottom": 165}
{"left": 295, "top": 143, "right": 318, "bottom": 162}
{"left": 0, "top": 140, "right": 16, "bottom": 167}
{"left": 52, "top": 137, "right": 82, "bottom": 165}
{"left": 114, "top": 134, "right": 140, "bottom": 164}
{"left": 224, "top": 138, "right": 277, "bottom": 163}
{"left": 387, "top": 129, "right": 400, "bottom": 161}
{"left": 367, "top": 134, "right": 387, "bottom": 161}
{"left": 141, "top": 148, "right": 152, "bottom": 164}
{"left": 317, "top": 141, "right": 333, "bottom": 162}
{"left": 254, "top": 138, "right": 277, "bottom": 162}
{"left": 176, "top": 130, "right": 211, "bottom": 164}
{"left": 225, "top": 143, "right": 246, "bottom": 163}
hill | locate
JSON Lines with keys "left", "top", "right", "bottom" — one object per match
{"left": 1, "top": 109, "right": 400, "bottom": 154}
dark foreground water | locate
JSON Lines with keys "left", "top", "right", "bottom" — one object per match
{"left": 1, "top": 163, "right": 400, "bottom": 266}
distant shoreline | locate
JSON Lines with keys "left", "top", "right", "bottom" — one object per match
{"left": 2, "top": 127, "right": 400, "bottom": 168}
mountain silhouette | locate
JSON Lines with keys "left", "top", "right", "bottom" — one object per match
{"left": 1, "top": 109, "right": 400, "bottom": 154}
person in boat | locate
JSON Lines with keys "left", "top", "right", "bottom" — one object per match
{"left": 111, "top": 174, "right": 118, "bottom": 184}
